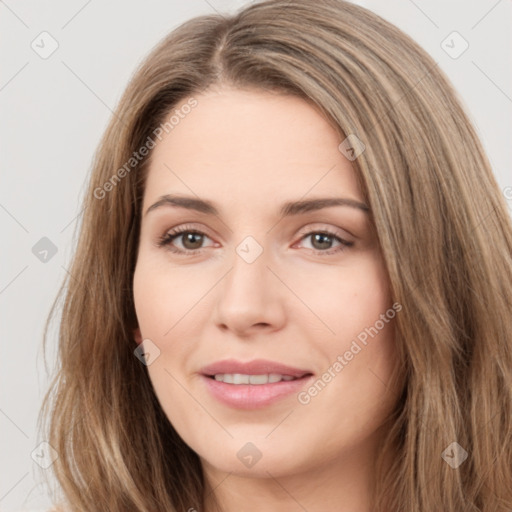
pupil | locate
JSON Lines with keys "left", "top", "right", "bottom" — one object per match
{"left": 313, "top": 233, "right": 332, "bottom": 250}
{"left": 184, "top": 232, "right": 203, "bottom": 249}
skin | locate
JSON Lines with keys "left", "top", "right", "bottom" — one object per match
{"left": 133, "top": 86, "right": 399, "bottom": 512}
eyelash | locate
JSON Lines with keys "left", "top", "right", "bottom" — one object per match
{"left": 157, "top": 224, "right": 354, "bottom": 257}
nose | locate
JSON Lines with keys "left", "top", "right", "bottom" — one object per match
{"left": 212, "top": 244, "right": 286, "bottom": 337}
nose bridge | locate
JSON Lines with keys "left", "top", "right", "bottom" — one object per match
{"left": 224, "top": 235, "right": 270, "bottom": 302}
{"left": 213, "top": 234, "right": 285, "bottom": 333}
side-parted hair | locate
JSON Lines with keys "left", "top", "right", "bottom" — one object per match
{"left": 40, "top": 1, "right": 512, "bottom": 510}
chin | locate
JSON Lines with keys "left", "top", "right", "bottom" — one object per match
{"left": 196, "top": 438, "right": 311, "bottom": 479}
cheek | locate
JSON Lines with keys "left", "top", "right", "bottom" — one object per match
{"left": 289, "top": 250, "right": 392, "bottom": 342}
{"left": 315, "top": 259, "right": 398, "bottom": 428}
{"left": 133, "top": 257, "right": 207, "bottom": 338}
{"left": 133, "top": 261, "right": 202, "bottom": 433}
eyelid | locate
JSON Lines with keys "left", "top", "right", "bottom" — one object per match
{"left": 156, "top": 223, "right": 216, "bottom": 248}
{"left": 296, "top": 223, "right": 353, "bottom": 241}
{"left": 293, "top": 226, "right": 354, "bottom": 256}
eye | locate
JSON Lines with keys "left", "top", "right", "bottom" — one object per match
{"left": 295, "top": 229, "right": 353, "bottom": 256}
{"left": 157, "top": 224, "right": 215, "bottom": 255}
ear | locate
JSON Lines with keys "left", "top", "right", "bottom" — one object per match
{"left": 133, "top": 327, "right": 143, "bottom": 345}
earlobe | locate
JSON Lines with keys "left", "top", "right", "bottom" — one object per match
{"left": 133, "top": 327, "right": 143, "bottom": 345}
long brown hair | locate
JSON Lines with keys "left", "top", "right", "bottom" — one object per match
{"left": 39, "top": 0, "right": 512, "bottom": 510}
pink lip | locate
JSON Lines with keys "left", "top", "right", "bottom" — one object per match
{"left": 200, "top": 358, "right": 312, "bottom": 378}
{"left": 199, "top": 359, "right": 314, "bottom": 409}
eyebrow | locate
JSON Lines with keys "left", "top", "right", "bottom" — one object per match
{"left": 144, "top": 194, "right": 370, "bottom": 218}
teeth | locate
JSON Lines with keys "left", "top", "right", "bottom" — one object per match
{"left": 251, "top": 374, "right": 269, "bottom": 384}
{"left": 213, "top": 373, "right": 297, "bottom": 384}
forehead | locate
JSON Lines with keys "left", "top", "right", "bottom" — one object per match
{"left": 143, "top": 87, "right": 362, "bottom": 210}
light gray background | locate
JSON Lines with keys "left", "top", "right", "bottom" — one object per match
{"left": 1, "top": 1, "right": 510, "bottom": 510}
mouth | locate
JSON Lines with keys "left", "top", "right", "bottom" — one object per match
{"left": 199, "top": 359, "right": 314, "bottom": 409}
{"left": 206, "top": 373, "right": 308, "bottom": 384}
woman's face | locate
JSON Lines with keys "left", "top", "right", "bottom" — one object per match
{"left": 133, "top": 86, "right": 399, "bottom": 481}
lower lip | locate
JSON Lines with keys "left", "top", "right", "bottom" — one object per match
{"left": 201, "top": 375, "right": 313, "bottom": 409}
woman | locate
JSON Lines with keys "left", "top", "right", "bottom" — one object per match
{"left": 39, "top": 0, "right": 512, "bottom": 510}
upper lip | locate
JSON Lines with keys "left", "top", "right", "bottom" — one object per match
{"left": 200, "top": 359, "right": 313, "bottom": 379}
